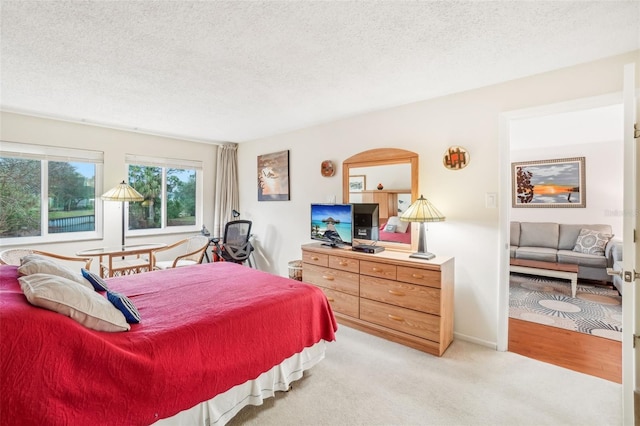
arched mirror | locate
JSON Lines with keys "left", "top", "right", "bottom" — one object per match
{"left": 342, "top": 148, "right": 418, "bottom": 250}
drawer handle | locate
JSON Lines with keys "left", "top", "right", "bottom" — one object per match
{"left": 327, "top": 297, "right": 335, "bottom": 302}
{"left": 339, "top": 261, "right": 348, "bottom": 266}
{"left": 372, "top": 267, "right": 382, "bottom": 272}
{"left": 388, "top": 314, "right": 404, "bottom": 322}
{"left": 412, "top": 273, "right": 424, "bottom": 279}
{"left": 322, "top": 275, "right": 335, "bottom": 281}
{"left": 388, "top": 289, "right": 405, "bottom": 296}
{"left": 311, "top": 256, "right": 319, "bottom": 261}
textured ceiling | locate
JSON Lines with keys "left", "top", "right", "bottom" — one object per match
{"left": 1, "top": 1, "right": 638, "bottom": 143}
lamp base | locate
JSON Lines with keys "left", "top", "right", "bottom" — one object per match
{"left": 409, "top": 251, "right": 436, "bottom": 260}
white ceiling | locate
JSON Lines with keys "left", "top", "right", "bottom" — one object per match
{"left": 1, "top": 1, "right": 638, "bottom": 144}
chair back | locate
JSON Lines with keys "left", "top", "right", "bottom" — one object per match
{"left": 0, "top": 248, "right": 93, "bottom": 269}
{"left": 224, "top": 220, "right": 252, "bottom": 247}
{"left": 182, "top": 236, "right": 211, "bottom": 263}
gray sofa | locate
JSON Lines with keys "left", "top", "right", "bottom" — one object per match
{"left": 510, "top": 221, "right": 623, "bottom": 293}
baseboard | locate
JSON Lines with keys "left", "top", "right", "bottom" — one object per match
{"left": 453, "top": 331, "right": 497, "bottom": 350}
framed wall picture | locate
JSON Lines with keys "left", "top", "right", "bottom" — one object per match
{"left": 349, "top": 175, "right": 366, "bottom": 192}
{"left": 258, "top": 150, "right": 290, "bottom": 201}
{"left": 511, "top": 157, "right": 585, "bottom": 208}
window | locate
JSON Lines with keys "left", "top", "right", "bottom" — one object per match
{"left": 126, "top": 155, "right": 202, "bottom": 235}
{"left": 0, "top": 142, "right": 103, "bottom": 243}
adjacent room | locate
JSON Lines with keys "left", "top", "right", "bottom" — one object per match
{"left": 1, "top": 1, "right": 638, "bottom": 425}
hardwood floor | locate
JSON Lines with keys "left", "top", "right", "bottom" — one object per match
{"left": 508, "top": 317, "right": 621, "bottom": 383}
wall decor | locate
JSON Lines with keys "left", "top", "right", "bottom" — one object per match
{"left": 348, "top": 175, "right": 366, "bottom": 192}
{"left": 443, "top": 146, "right": 469, "bottom": 170}
{"left": 511, "top": 157, "right": 585, "bottom": 208}
{"left": 321, "top": 160, "right": 335, "bottom": 177}
{"left": 258, "top": 150, "right": 290, "bottom": 201}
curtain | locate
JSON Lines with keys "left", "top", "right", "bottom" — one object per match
{"left": 213, "top": 143, "right": 239, "bottom": 238}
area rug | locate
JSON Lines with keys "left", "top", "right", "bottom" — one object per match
{"left": 509, "top": 273, "right": 622, "bottom": 342}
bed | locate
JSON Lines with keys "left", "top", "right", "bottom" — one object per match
{"left": 378, "top": 217, "right": 412, "bottom": 244}
{"left": 0, "top": 261, "right": 337, "bottom": 425}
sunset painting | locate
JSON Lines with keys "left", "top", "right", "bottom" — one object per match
{"left": 511, "top": 157, "right": 585, "bottom": 208}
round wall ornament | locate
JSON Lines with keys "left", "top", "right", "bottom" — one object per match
{"left": 443, "top": 146, "right": 470, "bottom": 170}
{"left": 321, "top": 160, "right": 335, "bottom": 177}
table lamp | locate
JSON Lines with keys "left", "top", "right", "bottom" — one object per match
{"left": 101, "top": 180, "right": 144, "bottom": 249}
{"left": 400, "top": 194, "right": 445, "bottom": 260}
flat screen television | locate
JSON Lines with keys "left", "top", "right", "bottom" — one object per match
{"left": 352, "top": 203, "right": 380, "bottom": 242}
{"left": 310, "top": 203, "right": 353, "bottom": 247}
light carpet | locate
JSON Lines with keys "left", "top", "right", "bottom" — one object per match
{"left": 228, "top": 325, "right": 621, "bottom": 425}
{"left": 509, "top": 273, "right": 622, "bottom": 342}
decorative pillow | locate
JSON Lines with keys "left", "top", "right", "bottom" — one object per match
{"left": 386, "top": 216, "right": 410, "bottom": 233}
{"left": 18, "top": 258, "right": 93, "bottom": 290}
{"left": 81, "top": 268, "right": 109, "bottom": 292}
{"left": 573, "top": 228, "right": 613, "bottom": 256}
{"left": 384, "top": 224, "right": 397, "bottom": 233}
{"left": 107, "top": 291, "right": 141, "bottom": 324}
{"left": 18, "top": 273, "right": 130, "bottom": 332}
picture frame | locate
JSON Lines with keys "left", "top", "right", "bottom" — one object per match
{"left": 257, "top": 150, "right": 290, "bottom": 201}
{"left": 511, "top": 157, "right": 585, "bottom": 208}
{"left": 349, "top": 175, "right": 366, "bottom": 192}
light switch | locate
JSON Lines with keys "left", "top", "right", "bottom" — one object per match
{"left": 485, "top": 192, "right": 497, "bottom": 208}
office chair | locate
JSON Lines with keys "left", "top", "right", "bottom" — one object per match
{"left": 211, "top": 220, "right": 254, "bottom": 267}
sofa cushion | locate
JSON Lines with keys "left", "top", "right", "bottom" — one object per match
{"left": 572, "top": 228, "right": 613, "bottom": 256}
{"left": 557, "top": 250, "right": 608, "bottom": 268}
{"left": 519, "top": 222, "right": 559, "bottom": 249}
{"left": 509, "top": 246, "right": 517, "bottom": 258}
{"left": 515, "top": 247, "right": 557, "bottom": 263}
{"left": 558, "top": 224, "right": 612, "bottom": 250}
{"left": 510, "top": 222, "right": 520, "bottom": 247}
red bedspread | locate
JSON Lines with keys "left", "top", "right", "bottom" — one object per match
{"left": 0, "top": 262, "right": 337, "bottom": 425}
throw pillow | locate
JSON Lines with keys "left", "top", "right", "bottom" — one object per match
{"left": 107, "top": 291, "right": 141, "bottom": 324}
{"left": 18, "top": 258, "right": 93, "bottom": 290}
{"left": 572, "top": 228, "right": 613, "bottom": 256}
{"left": 18, "top": 273, "right": 130, "bottom": 332}
{"left": 81, "top": 268, "right": 109, "bottom": 292}
{"left": 386, "top": 216, "right": 410, "bottom": 233}
{"left": 384, "top": 224, "right": 397, "bottom": 233}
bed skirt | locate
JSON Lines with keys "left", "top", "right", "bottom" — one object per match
{"left": 154, "top": 340, "right": 327, "bottom": 425}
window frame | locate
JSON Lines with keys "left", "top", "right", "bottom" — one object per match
{"left": 0, "top": 141, "right": 104, "bottom": 246}
{"left": 125, "top": 154, "right": 203, "bottom": 237}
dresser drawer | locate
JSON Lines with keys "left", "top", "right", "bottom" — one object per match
{"left": 360, "top": 275, "right": 441, "bottom": 315}
{"left": 360, "top": 298, "right": 441, "bottom": 342}
{"left": 328, "top": 255, "right": 359, "bottom": 273}
{"left": 360, "top": 260, "right": 396, "bottom": 280}
{"left": 397, "top": 266, "right": 442, "bottom": 289}
{"left": 302, "top": 251, "right": 328, "bottom": 267}
{"left": 320, "top": 287, "right": 359, "bottom": 318}
{"left": 302, "top": 263, "right": 359, "bottom": 296}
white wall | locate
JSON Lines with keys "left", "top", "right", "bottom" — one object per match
{"left": 510, "top": 140, "right": 624, "bottom": 236}
{"left": 238, "top": 50, "right": 639, "bottom": 348}
{"left": 0, "top": 112, "right": 218, "bottom": 269}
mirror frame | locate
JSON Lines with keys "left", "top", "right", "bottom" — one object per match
{"left": 342, "top": 148, "right": 419, "bottom": 250}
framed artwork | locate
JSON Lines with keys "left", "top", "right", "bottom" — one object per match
{"left": 349, "top": 175, "right": 366, "bottom": 192}
{"left": 258, "top": 150, "right": 290, "bottom": 201}
{"left": 512, "top": 157, "right": 585, "bottom": 208}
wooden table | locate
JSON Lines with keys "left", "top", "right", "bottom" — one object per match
{"left": 77, "top": 243, "right": 166, "bottom": 278}
{"left": 510, "top": 258, "right": 579, "bottom": 297}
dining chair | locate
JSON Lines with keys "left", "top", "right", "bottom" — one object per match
{"left": 0, "top": 248, "right": 93, "bottom": 269}
{"left": 151, "top": 235, "right": 210, "bottom": 270}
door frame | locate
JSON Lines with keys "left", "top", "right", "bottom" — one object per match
{"left": 497, "top": 92, "right": 625, "bottom": 351}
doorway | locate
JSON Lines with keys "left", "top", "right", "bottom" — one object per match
{"left": 497, "top": 95, "right": 625, "bottom": 381}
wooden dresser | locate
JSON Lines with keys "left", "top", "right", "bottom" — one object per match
{"left": 301, "top": 243, "right": 454, "bottom": 356}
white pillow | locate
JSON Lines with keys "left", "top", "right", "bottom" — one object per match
{"left": 18, "top": 257, "right": 93, "bottom": 290}
{"left": 386, "top": 216, "right": 409, "bottom": 233}
{"left": 18, "top": 273, "right": 130, "bottom": 332}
